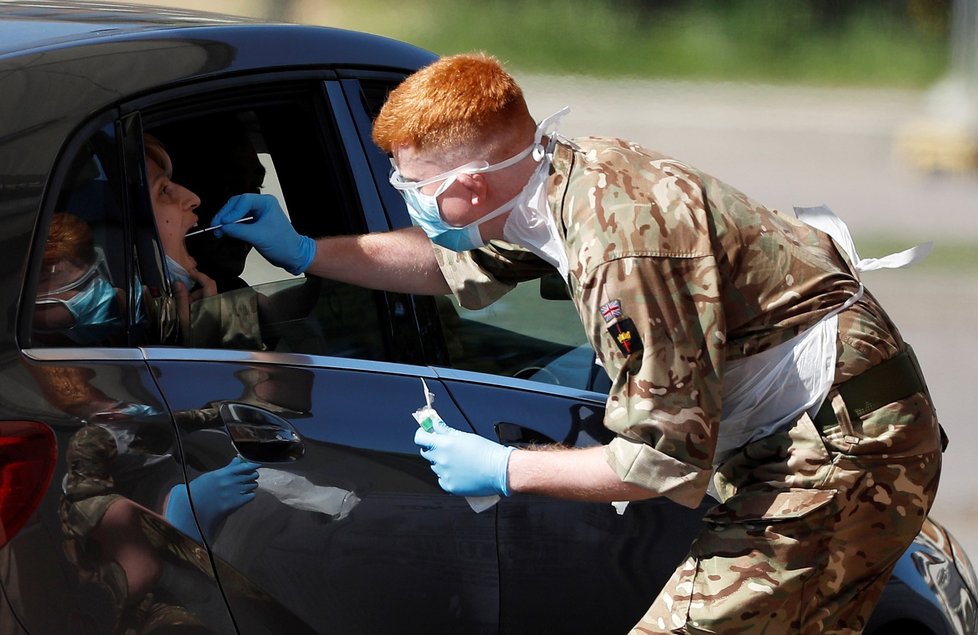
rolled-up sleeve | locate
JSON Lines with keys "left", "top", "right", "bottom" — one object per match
{"left": 582, "top": 255, "right": 725, "bottom": 508}
{"left": 433, "top": 240, "right": 557, "bottom": 310}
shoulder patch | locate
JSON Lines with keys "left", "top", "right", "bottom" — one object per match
{"left": 599, "top": 299, "right": 623, "bottom": 323}
{"left": 607, "top": 318, "right": 643, "bottom": 356}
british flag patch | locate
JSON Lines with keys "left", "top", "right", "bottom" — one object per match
{"left": 599, "top": 300, "right": 623, "bottom": 323}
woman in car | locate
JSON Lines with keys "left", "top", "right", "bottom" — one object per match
{"left": 144, "top": 134, "right": 267, "bottom": 350}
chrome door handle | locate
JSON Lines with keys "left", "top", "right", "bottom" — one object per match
{"left": 219, "top": 402, "right": 304, "bottom": 462}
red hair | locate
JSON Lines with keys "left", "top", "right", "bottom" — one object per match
{"left": 43, "top": 213, "right": 94, "bottom": 269}
{"left": 372, "top": 53, "right": 532, "bottom": 157}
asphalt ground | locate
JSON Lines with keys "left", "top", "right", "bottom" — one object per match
{"left": 518, "top": 74, "right": 978, "bottom": 561}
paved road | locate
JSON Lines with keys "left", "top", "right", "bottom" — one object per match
{"left": 520, "top": 75, "right": 978, "bottom": 242}
{"left": 519, "top": 75, "right": 978, "bottom": 560}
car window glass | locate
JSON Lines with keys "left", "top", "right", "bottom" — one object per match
{"left": 131, "top": 89, "right": 393, "bottom": 361}
{"left": 435, "top": 276, "right": 610, "bottom": 394}
{"left": 31, "top": 124, "right": 133, "bottom": 348}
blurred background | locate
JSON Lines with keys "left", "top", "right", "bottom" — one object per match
{"left": 110, "top": 0, "right": 978, "bottom": 561}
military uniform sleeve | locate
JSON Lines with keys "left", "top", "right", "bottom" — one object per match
{"left": 584, "top": 254, "right": 725, "bottom": 508}
{"left": 145, "top": 292, "right": 180, "bottom": 345}
{"left": 189, "top": 288, "right": 264, "bottom": 350}
{"left": 433, "top": 240, "right": 556, "bottom": 310}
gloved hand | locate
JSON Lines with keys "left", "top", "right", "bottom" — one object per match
{"left": 165, "top": 456, "right": 261, "bottom": 542}
{"left": 211, "top": 193, "right": 316, "bottom": 275}
{"left": 414, "top": 418, "right": 515, "bottom": 497}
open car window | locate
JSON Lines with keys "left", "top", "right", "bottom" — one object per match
{"left": 30, "top": 80, "right": 408, "bottom": 364}
{"left": 132, "top": 85, "right": 396, "bottom": 361}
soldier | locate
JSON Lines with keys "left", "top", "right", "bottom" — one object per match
{"left": 212, "top": 53, "right": 945, "bottom": 633}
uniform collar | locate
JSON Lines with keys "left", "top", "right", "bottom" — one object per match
{"left": 546, "top": 137, "right": 577, "bottom": 239}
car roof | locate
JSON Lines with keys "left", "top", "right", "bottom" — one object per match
{"left": 0, "top": 1, "right": 434, "bottom": 70}
{"left": 0, "top": 1, "right": 257, "bottom": 56}
{"left": 0, "top": 1, "right": 436, "bottom": 292}
{"left": 0, "top": 0, "right": 431, "bottom": 68}
{"left": 0, "top": 0, "right": 435, "bottom": 155}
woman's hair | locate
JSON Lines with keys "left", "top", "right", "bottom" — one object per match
{"left": 372, "top": 52, "right": 532, "bottom": 158}
{"left": 43, "top": 213, "right": 94, "bottom": 269}
{"left": 144, "top": 133, "right": 173, "bottom": 177}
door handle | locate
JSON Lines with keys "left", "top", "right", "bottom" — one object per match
{"left": 494, "top": 422, "right": 558, "bottom": 447}
{"left": 219, "top": 402, "right": 304, "bottom": 462}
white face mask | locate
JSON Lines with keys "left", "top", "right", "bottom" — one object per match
{"left": 501, "top": 108, "right": 570, "bottom": 277}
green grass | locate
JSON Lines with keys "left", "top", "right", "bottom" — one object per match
{"left": 858, "top": 237, "right": 978, "bottom": 272}
{"left": 327, "top": 0, "right": 949, "bottom": 88}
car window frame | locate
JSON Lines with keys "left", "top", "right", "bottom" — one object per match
{"left": 335, "top": 75, "right": 460, "bottom": 367}
{"left": 18, "top": 108, "right": 144, "bottom": 353}
{"left": 110, "top": 73, "right": 427, "bottom": 365}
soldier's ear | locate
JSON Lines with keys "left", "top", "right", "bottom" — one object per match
{"left": 456, "top": 172, "right": 488, "bottom": 206}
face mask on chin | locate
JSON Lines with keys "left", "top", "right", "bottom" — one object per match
{"left": 165, "top": 255, "right": 196, "bottom": 291}
{"left": 390, "top": 107, "right": 571, "bottom": 253}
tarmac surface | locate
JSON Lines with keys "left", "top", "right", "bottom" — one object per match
{"left": 518, "top": 74, "right": 978, "bottom": 560}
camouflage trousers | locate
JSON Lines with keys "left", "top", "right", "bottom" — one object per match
{"left": 631, "top": 389, "right": 943, "bottom": 634}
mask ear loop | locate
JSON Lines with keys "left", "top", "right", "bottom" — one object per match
{"left": 532, "top": 106, "right": 570, "bottom": 163}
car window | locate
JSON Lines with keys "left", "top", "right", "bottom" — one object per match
{"left": 129, "top": 86, "right": 395, "bottom": 361}
{"left": 435, "top": 274, "right": 611, "bottom": 394}
{"left": 30, "top": 122, "right": 135, "bottom": 348}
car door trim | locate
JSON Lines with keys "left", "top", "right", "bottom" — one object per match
{"left": 139, "top": 346, "right": 439, "bottom": 378}
{"left": 431, "top": 366, "right": 607, "bottom": 404}
{"left": 23, "top": 347, "right": 443, "bottom": 382}
{"left": 22, "top": 347, "right": 145, "bottom": 361}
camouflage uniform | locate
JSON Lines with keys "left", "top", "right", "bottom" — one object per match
{"left": 144, "top": 287, "right": 264, "bottom": 350}
{"left": 189, "top": 287, "right": 264, "bottom": 350}
{"left": 434, "top": 137, "right": 943, "bottom": 633}
{"left": 60, "top": 422, "right": 216, "bottom": 633}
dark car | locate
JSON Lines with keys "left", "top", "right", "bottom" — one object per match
{"left": 0, "top": 2, "right": 974, "bottom": 633}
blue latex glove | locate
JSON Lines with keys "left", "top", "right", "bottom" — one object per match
{"left": 211, "top": 193, "right": 316, "bottom": 275}
{"left": 414, "top": 418, "right": 515, "bottom": 497}
{"left": 165, "top": 456, "right": 261, "bottom": 542}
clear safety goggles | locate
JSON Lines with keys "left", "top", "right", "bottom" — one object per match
{"left": 36, "top": 248, "right": 111, "bottom": 298}
{"left": 388, "top": 138, "right": 541, "bottom": 199}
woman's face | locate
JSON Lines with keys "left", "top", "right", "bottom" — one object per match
{"left": 147, "top": 153, "right": 201, "bottom": 247}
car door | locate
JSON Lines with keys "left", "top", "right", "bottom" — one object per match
{"left": 126, "top": 77, "right": 500, "bottom": 633}
{"left": 9, "top": 115, "right": 238, "bottom": 634}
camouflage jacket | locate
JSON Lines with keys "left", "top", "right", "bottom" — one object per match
{"left": 435, "top": 137, "right": 908, "bottom": 508}
{"left": 189, "top": 287, "right": 264, "bottom": 350}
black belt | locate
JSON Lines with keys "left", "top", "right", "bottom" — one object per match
{"left": 812, "top": 344, "right": 926, "bottom": 430}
